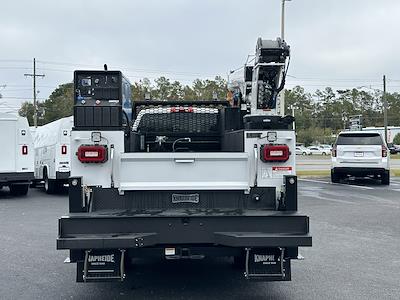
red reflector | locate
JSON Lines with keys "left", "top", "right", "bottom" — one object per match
{"left": 332, "top": 146, "right": 337, "bottom": 157}
{"left": 170, "top": 106, "right": 194, "bottom": 113}
{"left": 261, "top": 145, "right": 290, "bottom": 162}
{"left": 61, "top": 145, "right": 67, "bottom": 155}
{"left": 77, "top": 145, "right": 108, "bottom": 163}
{"left": 382, "top": 145, "right": 388, "bottom": 157}
{"left": 22, "top": 145, "right": 28, "bottom": 155}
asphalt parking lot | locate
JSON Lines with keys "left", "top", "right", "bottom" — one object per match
{"left": 1, "top": 179, "right": 399, "bottom": 300}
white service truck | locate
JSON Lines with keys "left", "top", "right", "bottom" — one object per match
{"left": 0, "top": 113, "right": 34, "bottom": 195}
{"left": 57, "top": 38, "right": 311, "bottom": 283}
{"left": 33, "top": 116, "right": 73, "bottom": 193}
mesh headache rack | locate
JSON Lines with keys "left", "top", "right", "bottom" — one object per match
{"left": 132, "top": 106, "right": 219, "bottom": 134}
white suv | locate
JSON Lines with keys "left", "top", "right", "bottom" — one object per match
{"left": 331, "top": 131, "right": 390, "bottom": 185}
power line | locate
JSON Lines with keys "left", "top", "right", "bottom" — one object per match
{"left": 0, "top": 96, "right": 46, "bottom": 100}
{"left": 0, "top": 67, "right": 33, "bottom": 70}
{"left": 0, "top": 59, "right": 31, "bottom": 63}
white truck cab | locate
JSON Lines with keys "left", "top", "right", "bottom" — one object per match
{"left": 331, "top": 131, "right": 390, "bottom": 184}
{"left": 0, "top": 113, "right": 34, "bottom": 195}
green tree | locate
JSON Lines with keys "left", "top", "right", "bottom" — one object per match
{"left": 42, "top": 83, "right": 74, "bottom": 123}
{"left": 18, "top": 83, "right": 73, "bottom": 125}
{"left": 18, "top": 101, "right": 46, "bottom": 126}
{"left": 393, "top": 133, "right": 400, "bottom": 145}
{"left": 284, "top": 86, "right": 314, "bottom": 129}
{"left": 131, "top": 78, "right": 152, "bottom": 101}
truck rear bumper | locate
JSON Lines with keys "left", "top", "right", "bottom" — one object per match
{"left": 0, "top": 172, "right": 34, "bottom": 184}
{"left": 332, "top": 167, "right": 386, "bottom": 176}
{"left": 57, "top": 211, "right": 312, "bottom": 250}
{"left": 56, "top": 171, "right": 70, "bottom": 180}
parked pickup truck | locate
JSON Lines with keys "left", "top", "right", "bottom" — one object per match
{"left": 57, "top": 38, "right": 311, "bottom": 283}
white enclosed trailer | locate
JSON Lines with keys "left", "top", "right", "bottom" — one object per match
{"left": 0, "top": 113, "right": 34, "bottom": 195}
{"left": 33, "top": 116, "right": 73, "bottom": 193}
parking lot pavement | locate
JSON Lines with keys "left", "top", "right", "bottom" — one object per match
{"left": 0, "top": 181, "right": 399, "bottom": 300}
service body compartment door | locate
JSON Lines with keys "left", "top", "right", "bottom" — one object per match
{"left": 116, "top": 152, "right": 249, "bottom": 191}
{"left": 0, "top": 120, "right": 16, "bottom": 173}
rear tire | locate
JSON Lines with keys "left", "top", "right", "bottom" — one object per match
{"left": 331, "top": 170, "right": 341, "bottom": 183}
{"left": 381, "top": 170, "right": 390, "bottom": 185}
{"left": 302, "top": 152, "right": 307, "bottom": 156}
{"left": 9, "top": 184, "right": 29, "bottom": 196}
{"left": 44, "top": 172, "right": 58, "bottom": 194}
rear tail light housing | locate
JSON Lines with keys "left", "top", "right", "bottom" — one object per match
{"left": 22, "top": 145, "right": 28, "bottom": 155}
{"left": 382, "top": 145, "right": 388, "bottom": 157}
{"left": 77, "top": 145, "right": 108, "bottom": 163}
{"left": 61, "top": 145, "right": 67, "bottom": 155}
{"left": 260, "top": 144, "right": 290, "bottom": 162}
{"left": 332, "top": 146, "right": 337, "bottom": 157}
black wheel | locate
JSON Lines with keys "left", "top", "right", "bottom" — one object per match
{"left": 9, "top": 184, "right": 29, "bottom": 196}
{"left": 331, "top": 170, "right": 341, "bottom": 183}
{"left": 381, "top": 170, "right": 390, "bottom": 185}
{"left": 322, "top": 152, "right": 327, "bottom": 156}
{"left": 44, "top": 171, "right": 58, "bottom": 194}
{"left": 302, "top": 152, "right": 307, "bottom": 156}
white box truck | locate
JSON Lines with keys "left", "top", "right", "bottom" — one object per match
{"left": 33, "top": 116, "right": 73, "bottom": 193}
{"left": 0, "top": 113, "right": 34, "bottom": 195}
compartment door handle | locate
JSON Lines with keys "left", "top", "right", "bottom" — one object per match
{"left": 174, "top": 159, "right": 195, "bottom": 163}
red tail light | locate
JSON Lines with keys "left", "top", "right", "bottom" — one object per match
{"left": 332, "top": 146, "right": 337, "bottom": 157}
{"left": 382, "top": 145, "right": 388, "bottom": 157}
{"left": 61, "top": 145, "right": 67, "bottom": 155}
{"left": 261, "top": 144, "right": 290, "bottom": 162}
{"left": 77, "top": 145, "right": 108, "bottom": 163}
{"left": 22, "top": 145, "right": 28, "bottom": 155}
{"left": 170, "top": 106, "right": 194, "bottom": 113}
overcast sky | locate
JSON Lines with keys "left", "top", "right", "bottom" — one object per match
{"left": 1, "top": 0, "right": 400, "bottom": 112}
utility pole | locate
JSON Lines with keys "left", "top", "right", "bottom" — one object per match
{"left": 383, "top": 75, "right": 388, "bottom": 143}
{"left": 24, "top": 58, "right": 45, "bottom": 128}
{"left": 281, "top": 0, "right": 292, "bottom": 40}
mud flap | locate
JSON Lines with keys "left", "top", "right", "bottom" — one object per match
{"left": 76, "top": 249, "right": 126, "bottom": 282}
{"left": 244, "top": 248, "right": 291, "bottom": 281}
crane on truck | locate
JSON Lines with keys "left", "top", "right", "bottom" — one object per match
{"left": 57, "top": 37, "right": 311, "bottom": 282}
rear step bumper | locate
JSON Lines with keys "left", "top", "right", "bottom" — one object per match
{"left": 57, "top": 213, "right": 312, "bottom": 249}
